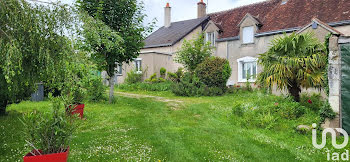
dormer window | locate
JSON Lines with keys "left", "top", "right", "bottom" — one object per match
{"left": 242, "top": 26, "right": 254, "bottom": 44}
{"left": 206, "top": 32, "right": 215, "bottom": 46}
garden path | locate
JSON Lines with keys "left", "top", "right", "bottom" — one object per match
{"left": 115, "top": 92, "right": 183, "bottom": 110}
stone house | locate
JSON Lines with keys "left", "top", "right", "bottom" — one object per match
{"left": 107, "top": 0, "right": 350, "bottom": 128}
{"left": 114, "top": 0, "right": 350, "bottom": 89}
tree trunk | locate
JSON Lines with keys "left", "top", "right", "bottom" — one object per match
{"left": 287, "top": 83, "right": 301, "bottom": 102}
{"left": 0, "top": 100, "right": 7, "bottom": 115}
{"left": 108, "top": 75, "right": 115, "bottom": 104}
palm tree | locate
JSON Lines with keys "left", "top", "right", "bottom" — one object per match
{"left": 257, "top": 33, "right": 327, "bottom": 102}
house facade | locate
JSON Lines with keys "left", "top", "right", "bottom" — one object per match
{"left": 113, "top": 0, "right": 350, "bottom": 87}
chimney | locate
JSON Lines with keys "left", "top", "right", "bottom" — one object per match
{"left": 164, "top": 3, "right": 171, "bottom": 27}
{"left": 197, "top": 0, "right": 206, "bottom": 18}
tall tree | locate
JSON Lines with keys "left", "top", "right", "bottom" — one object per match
{"left": 0, "top": 0, "right": 76, "bottom": 114}
{"left": 256, "top": 33, "right": 327, "bottom": 102}
{"left": 77, "top": 0, "right": 153, "bottom": 103}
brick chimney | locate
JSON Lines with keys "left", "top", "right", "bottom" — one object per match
{"left": 197, "top": 0, "right": 206, "bottom": 18}
{"left": 164, "top": 3, "right": 171, "bottom": 27}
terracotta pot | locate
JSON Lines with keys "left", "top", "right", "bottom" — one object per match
{"left": 67, "top": 104, "right": 85, "bottom": 119}
{"left": 23, "top": 148, "right": 69, "bottom": 162}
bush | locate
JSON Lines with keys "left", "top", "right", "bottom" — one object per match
{"left": 300, "top": 93, "right": 323, "bottom": 111}
{"left": 277, "top": 102, "right": 306, "bottom": 119}
{"left": 167, "top": 67, "right": 184, "bottom": 83}
{"left": 171, "top": 73, "right": 206, "bottom": 96}
{"left": 195, "top": 57, "right": 231, "bottom": 88}
{"left": 145, "top": 73, "right": 166, "bottom": 83}
{"left": 83, "top": 72, "right": 105, "bottom": 102}
{"left": 319, "top": 101, "right": 336, "bottom": 123}
{"left": 125, "top": 70, "right": 142, "bottom": 84}
{"left": 231, "top": 95, "right": 307, "bottom": 130}
{"left": 202, "top": 86, "right": 226, "bottom": 96}
{"left": 21, "top": 96, "right": 77, "bottom": 154}
{"left": 160, "top": 67, "right": 166, "bottom": 78}
{"left": 118, "top": 81, "right": 173, "bottom": 91}
{"left": 0, "top": 70, "right": 9, "bottom": 115}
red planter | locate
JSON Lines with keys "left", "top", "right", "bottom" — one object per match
{"left": 67, "top": 104, "right": 85, "bottom": 119}
{"left": 23, "top": 148, "right": 69, "bottom": 162}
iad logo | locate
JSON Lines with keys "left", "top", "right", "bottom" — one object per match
{"left": 312, "top": 123, "right": 349, "bottom": 149}
{"left": 312, "top": 123, "right": 350, "bottom": 161}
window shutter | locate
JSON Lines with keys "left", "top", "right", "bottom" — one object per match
{"left": 242, "top": 26, "right": 254, "bottom": 44}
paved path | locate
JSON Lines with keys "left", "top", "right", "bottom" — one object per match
{"left": 115, "top": 92, "right": 184, "bottom": 110}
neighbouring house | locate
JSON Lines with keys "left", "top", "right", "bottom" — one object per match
{"left": 111, "top": 0, "right": 350, "bottom": 87}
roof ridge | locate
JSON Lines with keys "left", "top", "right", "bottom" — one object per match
{"left": 170, "top": 16, "right": 209, "bottom": 24}
{"left": 208, "top": 0, "right": 276, "bottom": 16}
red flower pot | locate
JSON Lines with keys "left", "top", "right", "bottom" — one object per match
{"left": 67, "top": 104, "right": 85, "bottom": 119}
{"left": 23, "top": 148, "right": 69, "bottom": 162}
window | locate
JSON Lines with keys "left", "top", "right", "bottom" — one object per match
{"left": 134, "top": 58, "right": 142, "bottom": 73}
{"left": 117, "top": 64, "right": 123, "bottom": 75}
{"left": 242, "top": 26, "right": 254, "bottom": 44}
{"left": 206, "top": 32, "right": 215, "bottom": 46}
{"left": 237, "top": 57, "right": 258, "bottom": 82}
{"left": 114, "top": 63, "right": 123, "bottom": 75}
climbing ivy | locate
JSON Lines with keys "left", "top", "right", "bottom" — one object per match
{"left": 324, "top": 33, "right": 332, "bottom": 96}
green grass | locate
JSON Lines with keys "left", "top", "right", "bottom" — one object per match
{"left": 0, "top": 91, "right": 346, "bottom": 161}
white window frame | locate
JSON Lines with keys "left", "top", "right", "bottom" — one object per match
{"left": 237, "top": 56, "right": 258, "bottom": 82}
{"left": 242, "top": 26, "right": 254, "bottom": 44}
{"left": 206, "top": 32, "right": 216, "bottom": 46}
{"left": 134, "top": 58, "right": 142, "bottom": 74}
{"left": 116, "top": 64, "right": 123, "bottom": 76}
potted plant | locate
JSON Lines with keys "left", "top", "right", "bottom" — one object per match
{"left": 21, "top": 96, "right": 77, "bottom": 162}
{"left": 66, "top": 87, "right": 85, "bottom": 119}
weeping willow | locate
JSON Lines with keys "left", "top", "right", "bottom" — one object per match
{"left": 0, "top": 0, "right": 77, "bottom": 114}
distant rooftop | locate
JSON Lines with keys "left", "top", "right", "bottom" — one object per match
{"left": 144, "top": 16, "right": 209, "bottom": 48}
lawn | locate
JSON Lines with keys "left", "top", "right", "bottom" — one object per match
{"left": 0, "top": 90, "right": 342, "bottom": 161}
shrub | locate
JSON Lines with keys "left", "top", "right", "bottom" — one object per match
{"left": 171, "top": 73, "right": 206, "bottom": 96}
{"left": 167, "top": 67, "right": 184, "bottom": 83}
{"left": 21, "top": 96, "right": 77, "bottom": 154}
{"left": 227, "top": 85, "right": 243, "bottom": 94}
{"left": 277, "top": 102, "right": 306, "bottom": 119}
{"left": 195, "top": 57, "right": 231, "bottom": 88}
{"left": 145, "top": 73, "right": 166, "bottom": 83}
{"left": 125, "top": 70, "right": 142, "bottom": 84}
{"left": 118, "top": 81, "right": 173, "bottom": 91}
{"left": 145, "top": 73, "right": 157, "bottom": 82}
{"left": 300, "top": 93, "right": 323, "bottom": 111}
{"left": 203, "top": 86, "right": 226, "bottom": 96}
{"left": 319, "top": 101, "right": 336, "bottom": 123}
{"left": 83, "top": 72, "right": 105, "bottom": 102}
{"left": 160, "top": 67, "right": 166, "bottom": 78}
{"left": 231, "top": 95, "right": 307, "bottom": 130}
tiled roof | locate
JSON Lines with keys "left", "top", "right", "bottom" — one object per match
{"left": 209, "top": 0, "right": 350, "bottom": 39}
{"left": 144, "top": 16, "right": 209, "bottom": 48}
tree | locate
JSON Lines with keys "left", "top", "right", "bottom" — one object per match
{"left": 0, "top": 0, "right": 77, "bottom": 114}
{"left": 175, "top": 33, "right": 213, "bottom": 73}
{"left": 256, "top": 33, "right": 327, "bottom": 102}
{"left": 77, "top": 0, "right": 153, "bottom": 103}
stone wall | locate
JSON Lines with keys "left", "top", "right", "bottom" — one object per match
{"left": 328, "top": 35, "right": 341, "bottom": 128}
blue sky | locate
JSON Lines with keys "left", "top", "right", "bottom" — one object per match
{"left": 32, "top": 0, "right": 266, "bottom": 29}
